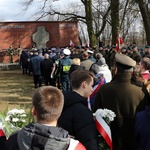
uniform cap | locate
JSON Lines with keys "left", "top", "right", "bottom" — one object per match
{"left": 115, "top": 53, "right": 136, "bottom": 69}
{"left": 145, "top": 46, "right": 150, "bottom": 48}
{"left": 63, "top": 49, "right": 71, "bottom": 55}
{"left": 87, "top": 49, "right": 94, "bottom": 54}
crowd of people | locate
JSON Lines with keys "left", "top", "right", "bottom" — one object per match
{"left": 0, "top": 43, "right": 150, "bottom": 150}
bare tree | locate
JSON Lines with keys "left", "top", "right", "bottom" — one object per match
{"left": 20, "top": 0, "right": 147, "bottom": 47}
{"left": 110, "top": 0, "right": 119, "bottom": 44}
{"left": 20, "top": 0, "right": 112, "bottom": 47}
{"left": 136, "top": 0, "right": 150, "bottom": 45}
{"left": 119, "top": 0, "right": 140, "bottom": 42}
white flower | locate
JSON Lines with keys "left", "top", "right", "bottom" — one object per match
{"left": 0, "top": 122, "right": 5, "bottom": 130}
{"left": 20, "top": 114, "right": 27, "bottom": 117}
{"left": 21, "top": 119, "right": 26, "bottom": 123}
{"left": 12, "top": 118, "right": 19, "bottom": 122}
{"left": 5, "top": 116, "right": 10, "bottom": 121}
{"left": 5, "top": 108, "right": 27, "bottom": 128}
{"left": 95, "top": 108, "right": 116, "bottom": 124}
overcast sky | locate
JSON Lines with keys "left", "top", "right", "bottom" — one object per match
{"left": 0, "top": 0, "right": 80, "bottom": 21}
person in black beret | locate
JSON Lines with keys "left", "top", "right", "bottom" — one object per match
{"left": 144, "top": 46, "right": 150, "bottom": 58}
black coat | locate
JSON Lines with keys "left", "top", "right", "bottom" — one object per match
{"left": 135, "top": 106, "right": 150, "bottom": 150}
{"left": 40, "top": 58, "right": 53, "bottom": 79}
{"left": 58, "top": 91, "right": 99, "bottom": 150}
{"left": 69, "top": 64, "right": 85, "bottom": 77}
{"left": 20, "top": 51, "right": 28, "bottom": 68}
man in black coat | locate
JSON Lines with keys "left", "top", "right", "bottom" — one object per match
{"left": 40, "top": 53, "right": 53, "bottom": 86}
{"left": 30, "top": 51, "right": 43, "bottom": 88}
{"left": 20, "top": 50, "right": 28, "bottom": 74}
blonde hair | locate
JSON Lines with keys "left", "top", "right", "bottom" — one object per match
{"left": 72, "top": 58, "right": 80, "bottom": 65}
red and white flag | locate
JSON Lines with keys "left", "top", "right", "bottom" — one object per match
{"left": 95, "top": 110, "right": 113, "bottom": 150}
{"left": 116, "top": 33, "right": 123, "bottom": 51}
{"left": 69, "top": 40, "right": 74, "bottom": 47}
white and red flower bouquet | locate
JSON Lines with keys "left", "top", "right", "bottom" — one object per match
{"left": 93, "top": 109, "right": 116, "bottom": 150}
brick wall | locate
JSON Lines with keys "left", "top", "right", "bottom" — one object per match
{"left": 0, "top": 21, "right": 79, "bottom": 49}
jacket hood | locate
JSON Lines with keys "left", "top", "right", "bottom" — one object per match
{"left": 17, "top": 123, "right": 70, "bottom": 150}
{"left": 62, "top": 91, "right": 87, "bottom": 110}
{"left": 99, "top": 64, "right": 109, "bottom": 71}
{"left": 69, "top": 65, "right": 83, "bottom": 74}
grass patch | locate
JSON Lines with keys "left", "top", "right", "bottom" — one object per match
{"left": 0, "top": 69, "right": 34, "bottom": 112}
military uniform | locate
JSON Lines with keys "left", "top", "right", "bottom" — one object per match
{"left": 93, "top": 53, "right": 150, "bottom": 150}
{"left": 7, "top": 46, "right": 14, "bottom": 63}
{"left": 59, "top": 49, "right": 72, "bottom": 92}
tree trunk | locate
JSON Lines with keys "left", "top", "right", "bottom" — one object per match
{"left": 137, "top": 0, "right": 150, "bottom": 45}
{"left": 84, "top": 0, "right": 97, "bottom": 47}
{"left": 111, "top": 0, "right": 119, "bottom": 45}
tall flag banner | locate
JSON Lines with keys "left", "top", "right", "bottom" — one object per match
{"left": 116, "top": 33, "right": 123, "bottom": 51}
{"left": 69, "top": 40, "right": 74, "bottom": 47}
{"left": 81, "top": 41, "right": 85, "bottom": 47}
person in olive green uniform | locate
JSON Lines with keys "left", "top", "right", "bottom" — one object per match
{"left": 144, "top": 46, "right": 150, "bottom": 58}
{"left": 131, "top": 46, "right": 142, "bottom": 63}
{"left": 107, "top": 45, "right": 117, "bottom": 77}
{"left": 7, "top": 45, "right": 14, "bottom": 63}
{"left": 93, "top": 53, "right": 150, "bottom": 150}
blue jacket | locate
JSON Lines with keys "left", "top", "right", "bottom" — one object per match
{"left": 30, "top": 55, "right": 43, "bottom": 75}
{"left": 135, "top": 106, "right": 150, "bottom": 150}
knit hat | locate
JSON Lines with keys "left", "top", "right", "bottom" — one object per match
{"left": 90, "top": 64, "right": 100, "bottom": 74}
{"left": 97, "top": 57, "right": 106, "bottom": 66}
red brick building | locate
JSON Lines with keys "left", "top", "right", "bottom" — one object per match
{"left": 0, "top": 21, "right": 79, "bottom": 49}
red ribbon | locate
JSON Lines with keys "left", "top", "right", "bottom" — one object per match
{"left": 0, "top": 129, "right": 6, "bottom": 137}
{"left": 95, "top": 119, "right": 113, "bottom": 150}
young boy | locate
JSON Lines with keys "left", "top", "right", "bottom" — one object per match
{"left": 5, "top": 86, "right": 85, "bottom": 150}
{"left": 58, "top": 69, "right": 99, "bottom": 150}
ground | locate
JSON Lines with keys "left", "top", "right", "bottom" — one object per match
{"left": 0, "top": 69, "right": 34, "bottom": 112}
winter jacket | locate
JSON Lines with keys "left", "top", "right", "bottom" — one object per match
{"left": 0, "top": 129, "right": 6, "bottom": 150}
{"left": 5, "top": 123, "right": 85, "bottom": 150}
{"left": 20, "top": 51, "right": 28, "bottom": 68}
{"left": 30, "top": 55, "right": 43, "bottom": 75}
{"left": 135, "top": 106, "right": 150, "bottom": 150}
{"left": 69, "top": 64, "right": 85, "bottom": 77}
{"left": 80, "top": 59, "right": 94, "bottom": 71}
{"left": 98, "top": 65, "right": 112, "bottom": 83}
{"left": 40, "top": 58, "right": 53, "bottom": 79}
{"left": 58, "top": 91, "right": 99, "bottom": 150}
{"left": 88, "top": 56, "right": 96, "bottom": 63}
{"left": 93, "top": 73, "right": 150, "bottom": 150}
{"left": 59, "top": 56, "right": 72, "bottom": 76}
